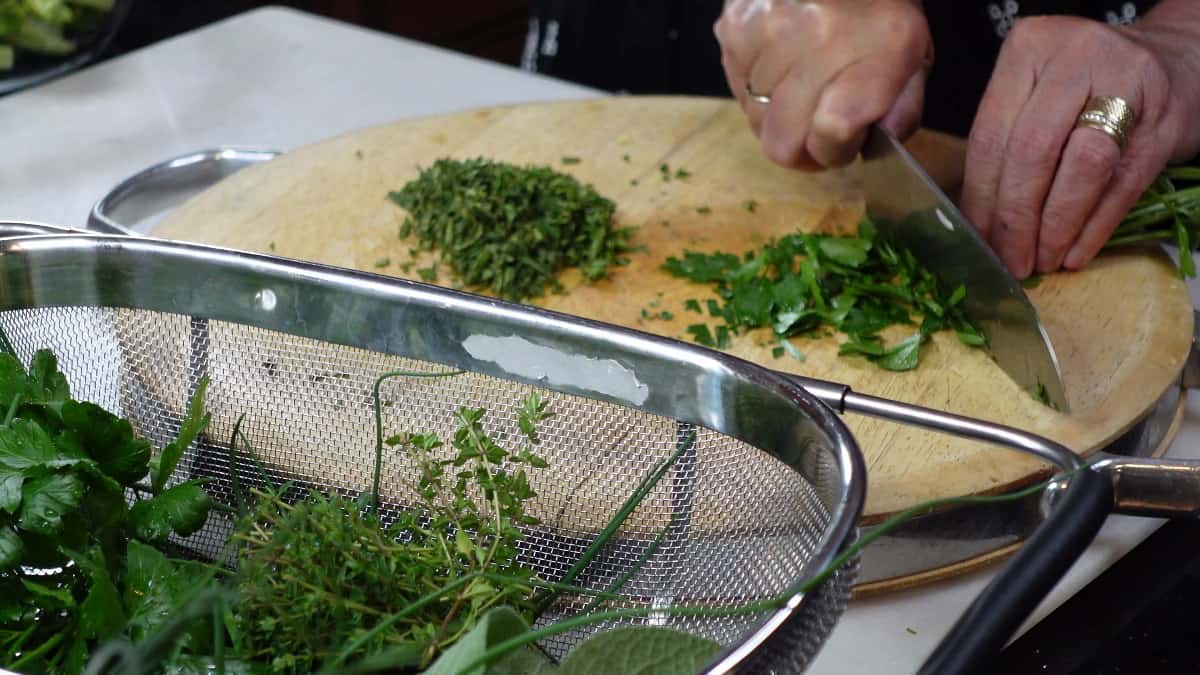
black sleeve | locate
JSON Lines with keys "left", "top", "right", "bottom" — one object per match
{"left": 523, "top": 0, "right": 1160, "bottom": 137}
{"left": 522, "top": 0, "right": 727, "bottom": 96}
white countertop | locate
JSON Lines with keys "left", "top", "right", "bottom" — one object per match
{"left": 3, "top": 7, "right": 1198, "bottom": 673}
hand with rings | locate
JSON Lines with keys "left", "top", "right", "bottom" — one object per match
{"left": 715, "top": 2, "right": 1200, "bottom": 277}
{"left": 714, "top": 0, "right": 932, "bottom": 170}
{"left": 961, "top": 14, "right": 1200, "bottom": 276}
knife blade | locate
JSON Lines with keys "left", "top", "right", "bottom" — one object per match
{"left": 860, "top": 125, "right": 1069, "bottom": 411}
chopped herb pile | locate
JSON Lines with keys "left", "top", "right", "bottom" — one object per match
{"left": 1105, "top": 165, "right": 1200, "bottom": 277}
{"left": 662, "top": 218, "right": 985, "bottom": 371}
{"left": 388, "top": 157, "right": 635, "bottom": 302}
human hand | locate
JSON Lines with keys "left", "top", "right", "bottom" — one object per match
{"left": 714, "top": 0, "right": 932, "bottom": 169}
{"left": 960, "top": 15, "right": 1200, "bottom": 278}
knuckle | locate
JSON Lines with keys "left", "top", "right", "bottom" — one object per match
{"left": 1038, "top": 211, "right": 1081, "bottom": 248}
{"left": 1068, "top": 134, "right": 1121, "bottom": 172}
{"left": 762, "top": 134, "right": 807, "bottom": 168}
{"left": 1006, "top": 16, "right": 1050, "bottom": 47}
{"left": 995, "top": 200, "right": 1041, "bottom": 231}
{"left": 966, "top": 127, "right": 1007, "bottom": 167}
{"left": 813, "top": 109, "right": 859, "bottom": 146}
{"left": 1007, "top": 129, "right": 1059, "bottom": 169}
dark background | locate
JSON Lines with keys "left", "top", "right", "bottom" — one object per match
{"left": 112, "top": 1, "right": 531, "bottom": 69}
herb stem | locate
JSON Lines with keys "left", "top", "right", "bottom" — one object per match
{"left": 9, "top": 632, "right": 64, "bottom": 670}
{"left": 457, "top": 467, "right": 1086, "bottom": 675}
{"left": 534, "top": 430, "right": 696, "bottom": 615}
{"left": 371, "top": 369, "right": 465, "bottom": 512}
{"left": 3, "top": 393, "right": 20, "bottom": 426}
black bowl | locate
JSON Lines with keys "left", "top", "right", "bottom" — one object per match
{"left": 0, "top": 0, "right": 134, "bottom": 96}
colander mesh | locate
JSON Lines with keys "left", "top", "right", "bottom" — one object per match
{"left": 0, "top": 304, "right": 854, "bottom": 673}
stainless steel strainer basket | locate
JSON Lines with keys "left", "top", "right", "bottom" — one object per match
{"left": 0, "top": 226, "right": 866, "bottom": 673}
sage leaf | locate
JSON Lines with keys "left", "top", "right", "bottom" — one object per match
{"left": 423, "top": 606, "right": 556, "bottom": 675}
{"left": 129, "top": 480, "right": 213, "bottom": 544}
{"left": 558, "top": 626, "right": 722, "bottom": 675}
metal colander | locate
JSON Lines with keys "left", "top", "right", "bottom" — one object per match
{"left": 0, "top": 226, "right": 864, "bottom": 673}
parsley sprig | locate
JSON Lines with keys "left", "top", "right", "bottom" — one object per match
{"left": 663, "top": 218, "right": 985, "bottom": 371}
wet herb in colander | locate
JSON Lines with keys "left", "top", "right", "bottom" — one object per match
{"left": 234, "top": 393, "right": 553, "bottom": 672}
{"left": 663, "top": 217, "right": 985, "bottom": 371}
{"left": 387, "top": 158, "right": 636, "bottom": 302}
{"left": 0, "top": 350, "right": 214, "bottom": 674}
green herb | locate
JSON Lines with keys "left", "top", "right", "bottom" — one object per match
{"left": 696, "top": 205, "right": 711, "bottom": 215}
{"left": 1020, "top": 274, "right": 1042, "bottom": 289}
{"left": 561, "top": 156, "right": 581, "bottom": 165}
{"left": 662, "top": 218, "right": 982, "bottom": 370}
{"left": 235, "top": 392, "right": 552, "bottom": 672}
{"left": 683, "top": 299, "right": 701, "bottom": 313}
{"left": 1104, "top": 164, "right": 1200, "bottom": 277}
{"left": 621, "top": 154, "right": 630, "bottom": 163}
{"left": 660, "top": 310, "right": 674, "bottom": 320}
{"left": 686, "top": 323, "right": 715, "bottom": 347}
{"left": 374, "top": 257, "right": 391, "bottom": 269}
{"left": 744, "top": 200, "right": 758, "bottom": 214}
{"left": 388, "top": 158, "right": 635, "bottom": 301}
{"left": 0, "top": 0, "right": 114, "bottom": 71}
{"left": 418, "top": 264, "right": 439, "bottom": 282}
{"left": 779, "top": 337, "right": 805, "bottom": 363}
{"left": 659, "top": 164, "right": 670, "bottom": 181}
{"left": 630, "top": 178, "right": 639, "bottom": 186}
{"left": 0, "top": 350, "right": 213, "bottom": 673}
{"left": 355, "top": 150, "right": 364, "bottom": 160}
{"left": 268, "top": 241, "right": 276, "bottom": 251}
{"left": 674, "top": 168, "right": 691, "bottom": 180}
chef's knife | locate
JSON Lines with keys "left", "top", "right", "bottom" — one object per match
{"left": 860, "top": 125, "right": 1070, "bottom": 411}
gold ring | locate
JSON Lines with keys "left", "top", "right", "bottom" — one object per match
{"left": 745, "top": 82, "right": 771, "bottom": 105}
{"left": 1075, "top": 95, "right": 1136, "bottom": 149}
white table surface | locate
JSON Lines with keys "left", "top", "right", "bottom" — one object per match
{"left": 3, "top": 7, "right": 1198, "bottom": 673}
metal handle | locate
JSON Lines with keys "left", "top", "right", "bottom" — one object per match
{"left": 1091, "top": 453, "right": 1200, "bottom": 517}
{"left": 87, "top": 147, "right": 281, "bottom": 234}
{"left": 787, "top": 374, "right": 1082, "bottom": 472}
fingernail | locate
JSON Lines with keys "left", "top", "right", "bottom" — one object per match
{"left": 1002, "top": 252, "right": 1030, "bottom": 279}
{"left": 1063, "top": 246, "right": 1085, "bottom": 270}
{"left": 1036, "top": 247, "right": 1061, "bottom": 274}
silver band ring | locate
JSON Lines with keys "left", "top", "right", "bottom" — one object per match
{"left": 745, "top": 82, "right": 772, "bottom": 105}
{"left": 1074, "top": 95, "right": 1136, "bottom": 150}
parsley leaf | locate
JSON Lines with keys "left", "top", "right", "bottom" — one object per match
{"left": 661, "top": 221, "right": 984, "bottom": 371}
{"left": 129, "top": 480, "right": 213, "bottom": 544}
{"left": 59, "top": 400, "right": 152, "bottom": 486}
{"left": 19, "top": 470, "right": 83, "bottom": 535}
{"left": 875, "top": 333, "right": 924, "bottom": 371}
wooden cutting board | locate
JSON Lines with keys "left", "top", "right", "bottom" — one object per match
{"left": 151, "top": 96, "right": 1193, "bottom": 518}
